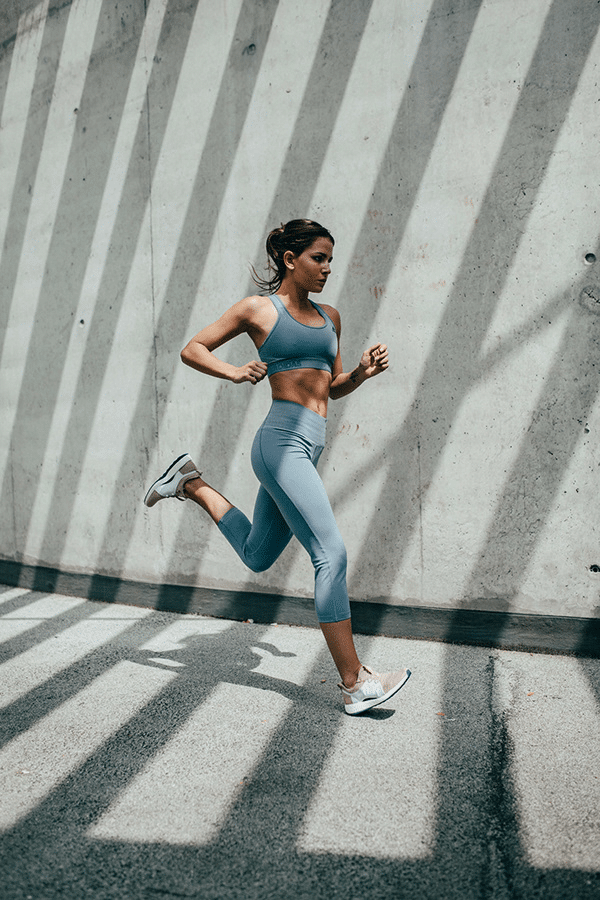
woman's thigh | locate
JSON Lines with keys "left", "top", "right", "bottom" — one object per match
{"left": 252, "top": 424, "right": 343, "bottom": 561}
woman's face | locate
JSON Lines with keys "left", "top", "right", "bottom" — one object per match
{"left": 288, "top": 237, "right": 333, "bottom": 293}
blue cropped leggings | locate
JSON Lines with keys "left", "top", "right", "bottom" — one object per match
{"left": 217, "top": 400, "right": 351, "bottom": 623}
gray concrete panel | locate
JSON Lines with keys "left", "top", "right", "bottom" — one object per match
{"left": 1, "top": 0, "right": 600, "bottom": 625}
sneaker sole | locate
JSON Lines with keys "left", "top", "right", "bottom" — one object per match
{"left": 144, "top": 453, "right": 191, "bottom": 507}
{"left": 343, "top": 668, "right": 411, "bottom": 715}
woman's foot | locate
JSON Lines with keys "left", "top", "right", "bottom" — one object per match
{"left": 143, "top": 453, "right": 201, "bottom": 507}
{"left": 339, "top": 665, "right": 411, "bottom": 715}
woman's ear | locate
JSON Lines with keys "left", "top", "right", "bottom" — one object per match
{"left": 283, "top": 249, "right": 295, "bottom": 270}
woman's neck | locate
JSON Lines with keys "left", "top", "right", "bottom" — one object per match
{"left": 277, "top": 279, "right": 310, "bottom": 307}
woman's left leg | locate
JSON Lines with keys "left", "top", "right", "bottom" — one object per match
{"left": 182, "top": 476, "right": 233, "bottom": 524}
{"left": 184, "top": 477, "right": 293, "bottom": 573}
{"left": 251, "top": 414, "right": 351, "bottom": 624}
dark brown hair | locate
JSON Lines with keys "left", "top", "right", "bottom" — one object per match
{"left": 251, "top": 219, "right": 334, "bottom": 294}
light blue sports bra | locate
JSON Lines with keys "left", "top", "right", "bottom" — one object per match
{"left": 258, "top": 294, "right": 338, "bottom": 376}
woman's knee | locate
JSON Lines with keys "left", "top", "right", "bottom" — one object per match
{"left": 244, "top": 555, "right": 271, "bottom": 574}
{"left": 328, "top": 535, "right": 348, "bottom": 577}
{"left": 313, "top": 534, "right": 347, "bottom": 581}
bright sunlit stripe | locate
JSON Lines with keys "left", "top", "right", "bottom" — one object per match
{"left": 155, "top": 0, "right": 331, "bottom": 573}
{"left": 89, "top": 621, "right": 322, "bottom": 844}
{"left": 298, "top": 637, "right": 443, "bottom": 859}
{"left": 147, "top": 0, "right": 246, "bottom": 307}
{"left": 308, "top": 0, "right": 435, "bottom": 294}
{"left": 0, "top": 603, "right": 153, "bottom": 709}
{"left": 361, "top": 0, "right": 554, "bottom": 391}
{"left": 0, "top": 0, "right": 50, "bottom": 267}
{"left": 23, "top": 0, "right": 169, "bottom": 562}
{"left": 202, "top": 0, "right": 331, "bottom": 289}
{"left": 54, "top": 0, "right": 245, "bottom": 566}
{"left": 0, "top": 660, "right": 176, "bottom": 831}
{"left": 0, "top": 588, "right": 32, "bottom": 608}
{"left": 64, "top": 0, "right": 330, "bottom": 571}
{"left": 0, "top": 0, "right": 103, "bottom": 485}
{"left": 507, "top": 655, "right": 600, "bottom": 870}
{"left": 88, "top": 680, "right": 291, "bottom": 844}
{"left": 0, "top": 594, "right": 87, "bottom": 646}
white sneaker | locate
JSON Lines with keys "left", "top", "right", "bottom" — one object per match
{"left": 144, "top": 453, "right": 201, "bottom": 507}
{"left": 339, "top": 665, "right": 411, "bottom": 715}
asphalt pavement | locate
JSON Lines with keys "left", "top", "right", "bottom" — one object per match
{"left": 0, "top": 584, "right": 598, "bottom": 899}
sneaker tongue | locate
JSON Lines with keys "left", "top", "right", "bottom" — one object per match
{"left": 360, "top": 665, "right": 375, "bottom": 676}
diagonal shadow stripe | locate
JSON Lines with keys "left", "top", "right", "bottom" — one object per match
{"left": 343, "top": 0, "right": 600, "bottom": 617}
{"left": 0, "top": 0, "right": 50, "bottom": 51}
{"left": 0, "top": 4, "right": 69, "bottom": 348}
{"left": 88, "top": 0, "right": 284, "bottom": 604}
{"left": 0, "top": 597, "right": 92, "bottom": 665}
{"left": 0, "top": 620, "right": 598, "bottom": 898}
{"left": 4, "top": 0, "right": 200, "bottom": 585}
{"left": 267, "top": 0, "right": 486, "bottom": 604}
{"left": 21, "top": 0, "right": 280, "bottom": 595}
{"left": 258, "top": 0, "right": 376, "bottom": 228}
{"left": 0, "top": 0, "right": 154, "bottom": 565}
{"left": 155, "top": 0, "right": 379, "bottom": 614}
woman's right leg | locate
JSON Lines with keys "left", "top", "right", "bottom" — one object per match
{"left": 185, "top": 474, "right": 361, "bottom": 684}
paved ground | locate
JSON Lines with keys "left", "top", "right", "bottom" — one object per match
{"left": 0, "top": 584, "right": 598, "bottom": 900}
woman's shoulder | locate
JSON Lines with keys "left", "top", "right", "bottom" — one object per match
{"left": 234, "top": 295, "right": 278, "bottom": 336}
{"left": 318, "top": 303, "right": 341, "bottom": 328}
{"left": 241, "top": 293, "right": 273, "bottom": 308}
{"left": 237, "top": 294, "right": 274, "bottom": 320}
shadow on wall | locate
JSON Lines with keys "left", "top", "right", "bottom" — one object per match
{"left": 0, "top": 0, "right": 599, "bottom": 637}
{"left": 0, "top": 0, "right": 199, "bottom": 581}
{"left": 1, "top": 6, "right": 600, "bottom": 894}
{"left": 0, "top": 587, "right": 598, "bottom": 898}
{"left": 258, "top": 0, "right": 600, "bottom": 636}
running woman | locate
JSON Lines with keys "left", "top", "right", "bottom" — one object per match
{"left": 144, "top": 219, "right": 410, "bottom": 714}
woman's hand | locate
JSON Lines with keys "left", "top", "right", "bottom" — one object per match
{"left": 359, "top": 343, "right": 389, "bottom": 378}
{"left": 231, "top": 360, "right": 268, "bottom": 385}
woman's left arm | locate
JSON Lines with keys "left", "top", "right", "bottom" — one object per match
{"left": 325, "top": 307, "right": 389, "bottom": 400}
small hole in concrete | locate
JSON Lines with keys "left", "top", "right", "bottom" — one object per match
{"left": 585, "top": 253, "right": 596, "bottom": 265}
{"left": 589, "top": 564, "right": 600, "bottom": 573}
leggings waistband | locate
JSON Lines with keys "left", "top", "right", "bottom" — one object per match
{"left": 263, "top": 400, "right": 327, "bottom": 445}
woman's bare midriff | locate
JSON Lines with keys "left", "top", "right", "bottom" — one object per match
{"left": 269, "top": 368, "right": 332, "bottom": 419}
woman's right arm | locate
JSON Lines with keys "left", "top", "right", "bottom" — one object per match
{"left": 180, "top": 298, "right": 268, "bottom": 385}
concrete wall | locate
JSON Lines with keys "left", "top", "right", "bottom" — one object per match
{"left": 1, "top": 0, "right": 599, "bottom": 620}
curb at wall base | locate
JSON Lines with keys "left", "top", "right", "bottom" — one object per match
{"left": 0, "top": 560, "right": 598, "bottom": 658}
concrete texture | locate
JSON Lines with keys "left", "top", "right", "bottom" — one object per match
{"left": 0, "top": 583, "right": 599, "bottom": 899}
{"left": 1, "top": 0, "right": 600, "bottom": 624}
